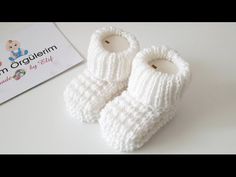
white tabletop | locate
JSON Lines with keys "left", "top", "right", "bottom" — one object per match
{"left": 0, "top": 22, "right": 236, "bottom": 154}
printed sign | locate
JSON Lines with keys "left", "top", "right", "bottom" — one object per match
{"left": 0, "top": 23, "right": 83, "bottom": 104}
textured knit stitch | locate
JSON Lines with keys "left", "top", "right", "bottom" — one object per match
{"left": 64, "top": 26, "right": 140, "bottom": 123}
{"left": 99, "top": 46, "right": 191, "bottom": 152}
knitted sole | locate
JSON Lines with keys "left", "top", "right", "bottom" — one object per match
{"left": 99, "top": 91, "right": 176, "bottom": 152}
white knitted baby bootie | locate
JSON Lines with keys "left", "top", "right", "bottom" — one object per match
{"left": 64, "top": 26, "right": 140, "bottom": 123}
{"left": 99, "top": 46, "right": 191, "bottom": 152}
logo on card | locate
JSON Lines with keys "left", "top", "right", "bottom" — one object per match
{"left": 2, "top": 40, "right": 28, "bottom": 80}
{"left": 13, "top": 69, "right": 26, "bottom": 80}
{"left": 1, "top": 39, "right": 57, "bottom": 79}
{"left": 5, "top": 40, "right": 29, "bottom": 62}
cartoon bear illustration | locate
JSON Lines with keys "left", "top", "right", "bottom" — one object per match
{"left": 5, "top": 40, "right": 28, "bottom": 62}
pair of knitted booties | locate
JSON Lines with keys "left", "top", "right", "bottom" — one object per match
{"left": 64, "top": 26, "right": 191, "bottom": 152}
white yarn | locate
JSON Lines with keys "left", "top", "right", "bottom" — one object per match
{"left": 64, "top": 26, "right": 140, "bottom": 123}
{"left": 99, "top": 46, "right": 191, "bottom": 152}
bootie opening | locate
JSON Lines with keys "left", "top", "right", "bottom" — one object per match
{"left": 102, "top": 35, "right": 129, "bottom": 53}
{"left": 148, "top": 59, "right": 178, "bottom": 75}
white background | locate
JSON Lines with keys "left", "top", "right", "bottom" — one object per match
{"left": 0, "top": 22, "right": 236, "bottom": 154}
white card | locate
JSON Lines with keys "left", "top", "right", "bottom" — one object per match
{"left": 0, "top": 23, "right": 84, "bottom": 104}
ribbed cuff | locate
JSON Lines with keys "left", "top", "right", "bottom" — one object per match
{"left": 127, "top": 46, "right": 191, "bottom": 109}
{"left": 87, "top": 26, "right": 140, "bottom": 82}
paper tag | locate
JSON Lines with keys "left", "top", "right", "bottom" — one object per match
{"left": 0, "top": 23, "right": 83, "bottom": 104}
